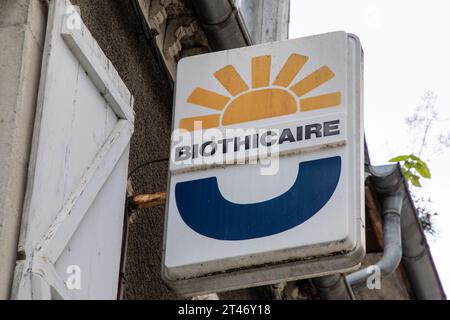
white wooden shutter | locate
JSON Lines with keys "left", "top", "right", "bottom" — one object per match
{"left": 12, "top": 0, "right": 134, "bottom": 300}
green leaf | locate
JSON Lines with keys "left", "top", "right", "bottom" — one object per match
{"left": 410, "top": 174, "right": 422, "bottom": 187}
{"left": 415, "top": 162, "right": 431, "bottom": 179}
{"left": 404, "top": 161, "right": 413, "bottom": 169}
{"left": 408, "top": 154, "right": 431, "bottom": 179}
{"left": 414, "top": 156, "right": 426, "bottom": 166}
{"left": 389, "top": 154, "right": 431, "bottom": 186}
{"left": 403, "top": 171, "right": 413, "bottom": 184}
{"left": 389, "top": 155, "right": 410, "bottom": 163}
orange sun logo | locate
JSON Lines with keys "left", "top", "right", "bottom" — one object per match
{"left": 179, "top": 54, "right": 342, "bottom": 131}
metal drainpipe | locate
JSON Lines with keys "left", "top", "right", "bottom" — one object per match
{"left": 312, "top": 274, "right": 355, "bottom": 300}
{"left": 313, "top": 164, "right": 404, "bottom": 299}
{"left": 346, "top": 164, "right": 404, "bottom": 289}
{"left": 347, "top": 165, "right": 404, "bottom": 288}
{"left": 347, "top": 195, "right": 403, "bottom": 288}
{"left": 192, "top": 0, "right": 252, "bottom": 51}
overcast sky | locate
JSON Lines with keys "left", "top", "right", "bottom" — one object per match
{"left": 290, "top": 0, "right": 450, "bottom": 297}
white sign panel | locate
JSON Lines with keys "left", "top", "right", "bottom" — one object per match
{"left": 163, "top": 32, "right": 364, "bottom": 295}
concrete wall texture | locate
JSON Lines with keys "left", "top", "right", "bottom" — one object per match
{"left": 0, "top": 0, "right": 47, "bottom": 299}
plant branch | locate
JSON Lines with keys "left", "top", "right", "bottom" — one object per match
{"left": 418, "top": 119, "right": 433, "bottom": 158}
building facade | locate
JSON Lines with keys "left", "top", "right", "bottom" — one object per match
{"left": 0, "top": 0, "right": 445, "bottom": 300}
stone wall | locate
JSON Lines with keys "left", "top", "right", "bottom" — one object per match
{"left": 0, "top": 0, "right": 47, "bottom": 299}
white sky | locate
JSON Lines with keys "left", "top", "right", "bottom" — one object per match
{"left": 290, "top": 0, "right": 450, "bottom": 297}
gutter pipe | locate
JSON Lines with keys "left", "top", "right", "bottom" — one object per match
{"left": 312, "top": 274, "right": 355, "bottom": 300}
{"left": 400, "top": 183, "right": 446, "bottom": 299}
{"left": 346, "top": 165, "right": 404, "bottom": 288}
{"left": 192, "top": 0, "right": 252, "bottom": 51}
{"left": 313, "top": 164, "right": 404, "bottom": 299}
{"left": 315, "top": 164, "right": 446, "bottom": 299}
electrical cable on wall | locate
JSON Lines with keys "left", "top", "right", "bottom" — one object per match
{"left": 128, "top": 158, "right": 169, "bottom": 178}
{"left": 130, "top": 0, "right": 174, "bottom": 92}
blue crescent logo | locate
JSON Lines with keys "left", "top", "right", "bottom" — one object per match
{"left": 175, "top": 156, "right": 341, "bottom": 241}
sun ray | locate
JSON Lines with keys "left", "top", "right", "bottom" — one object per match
{"left": 214, "top": 65, "right": 249, "bottom": 96}
{"left": 182, "top": 55, "right": 342, "bottom": 130}
{"left": 273, "top": 54, "right": 309, "bottom": 87}
{"left": 290, "top": 66, "right": 335, "bottom": 98}
{"left": 179, "top": 114, "right": 221, "bottom": 131}
{"left": 252, "top": 55, "right": 272, "bottom": 88}
{"left": 300, "top": 92, "right": 341, "bottom": 112}
{"left": 187, "top": 88, "right": 230, "bottom": 111}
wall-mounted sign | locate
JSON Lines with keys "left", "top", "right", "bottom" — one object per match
{"left": 163, "top": 31, "right": 365, "bottom": 296}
